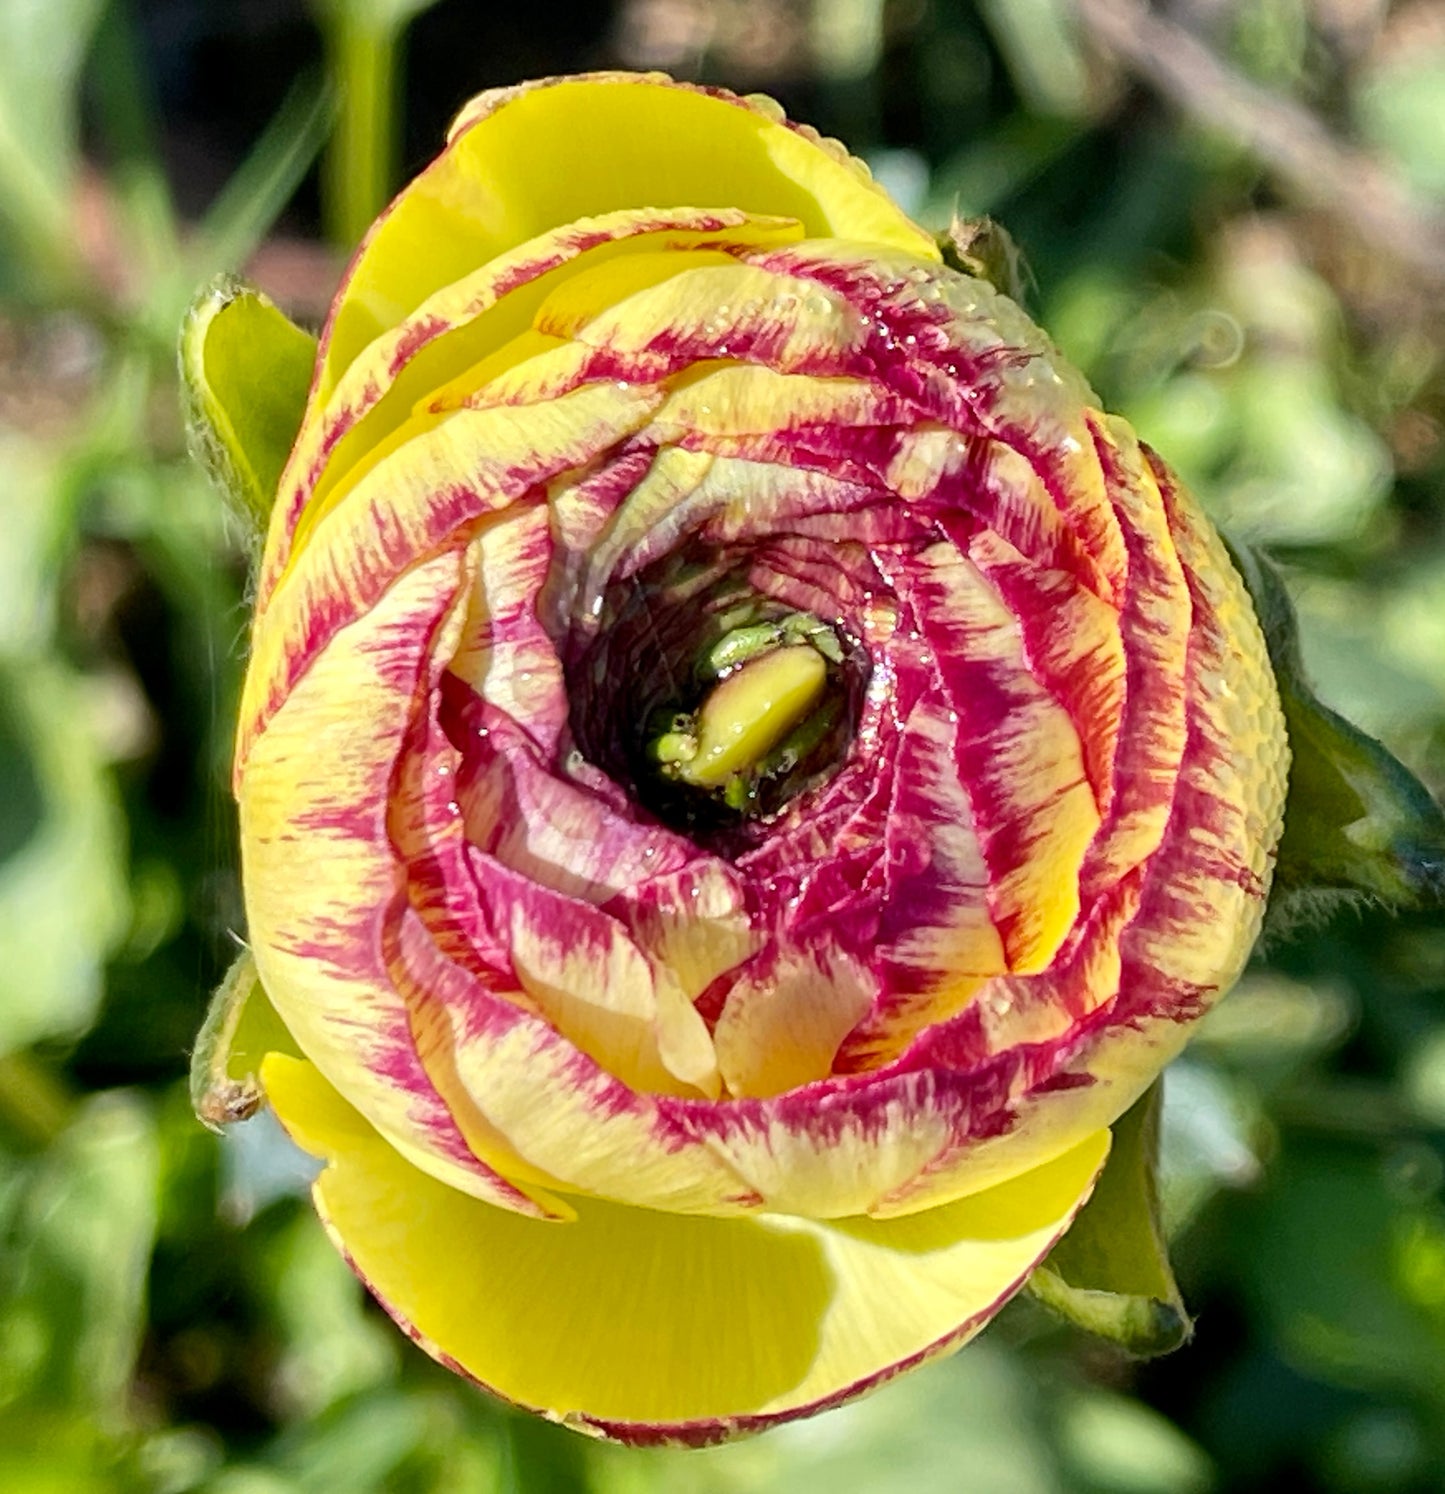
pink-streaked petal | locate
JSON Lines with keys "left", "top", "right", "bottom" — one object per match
{"left": 237, "top": 379, "right": 664, "bottom": 776}
{"left": 609, "top": 860, "right": 759, "bottom": 1013}
{"left": 886, "top": 541, "right": 1100, "bottom": 974}
{"left": 868, "top": 459, "right": 1288, "bottom": 1216}
{"left": 965, "top": 527, "right": 1125, "bottom": 812}
{"left": 442, "top": 990, "right": 760, "bottom": 1214}
{"left": 1116, "top": 449, "right": 1288, "bottom": 1009}
{"left": 239, "top": 550, "right": 558, "bottom": 1218}
{"left": 478, "top": 847, "right": 720, "bottom": 1099}
{"left": 445, "top": 685, "right": 698, "bottom": 904}
{"left": 669, "top": 1075, "right": 957, "bottom": 1219}
{"left": 714, "top": 942, "right": 877, "bottom": 1099}
{"left": 447, "top": 502, "right": 568, "bottom": 755}
{"left": 1076, "top": 415, "right": 1192, "bottom": 896}
{"left": 260, "top": 209, "right": 808, "bottom": 608}
{"left": 835, "top": 699, "right": 1006, "bottom": 1071}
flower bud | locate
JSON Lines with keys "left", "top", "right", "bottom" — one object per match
{"left": 191, "top": 73, "right": 1301, "bottom": 1443}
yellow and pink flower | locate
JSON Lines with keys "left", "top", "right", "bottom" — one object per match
{"left": 226, "top": 73, "right": 1288, "bottom": 1442}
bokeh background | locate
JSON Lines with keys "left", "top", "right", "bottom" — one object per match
{"left": 2, "top": 1, "right": 1445, "bottom": 1490}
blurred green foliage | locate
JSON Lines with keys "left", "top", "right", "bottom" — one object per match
{"left": 1, "top": 2, "right": 1443, "bottom": 1490}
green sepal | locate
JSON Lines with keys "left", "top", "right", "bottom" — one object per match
{"left": 189, "top": 950, "right": 298, "bottom": 1131}
{"left": 178, "top": 274, "right": 317, "bottom": 534}
{"left": 940, "top": 215, "right": 1032, "bottom": 305}
{"left": 1231, "top": 543, "right": 1445, "bottom": 915}
{"left": 1026, "top": 1081, "right": 1192, "bottom": 1357}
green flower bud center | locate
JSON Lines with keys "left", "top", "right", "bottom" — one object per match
{"left": 562, "top": 543, "right": 865, "bottom": 850}
{"left": 644, "top": 611, "right": 848, "bottom": 822}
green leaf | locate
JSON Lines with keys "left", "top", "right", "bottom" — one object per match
{"left": 0, "top": 662, "right": 128, "bottom": 1058}
{"left": 0, "top": 1092, "right": 159, "bottom": 1417}
{"left": 1026, "top": 1081, "right": 1192, "bottom": 1356}
{"left": 190, "top": 950, "right": 298, "bottom": 1132}
{"left": 1230, "top": 543, "right": 1445, "bottom": 914}
{"left": 179, "top": 276, "right": 317, "bottom": 534}
{"left": 1355, "top": 40, "right": 1445, "bottom": 201}
{"left": 0, "top": 0, "right": 105, "bottom": 294}
{"left": 308, "top": 0, "right": 445, "bottom": 248}
{"left": 975, "top": 0, "right": 1092, "bottom": 119}
{"left": 193, "top": 70, "right": 335, "bottom": 282}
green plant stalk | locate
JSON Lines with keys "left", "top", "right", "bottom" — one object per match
{"left": 0, "top": 1050, "right": 76, "bottom": 1148}
{"left": 322, "top": 14, "right": 399, "bottom": 250}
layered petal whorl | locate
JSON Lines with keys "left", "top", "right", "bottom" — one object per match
{"left": 236, "top": 72, "right": 1289, "bottom": 1440}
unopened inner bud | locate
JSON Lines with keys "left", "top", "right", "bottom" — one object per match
{"left": 676, "top": 645, "right": 828, "bottom": 789}
{"left": 566, "top": 549, "right": 865, "bottom": 844}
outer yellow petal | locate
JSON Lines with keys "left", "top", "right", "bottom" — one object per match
{"left": 263, "top": 1053, "right": 1109, "bottom": 1444}
{"left": 320, "top": 73, "right": 939, "bottom": 394}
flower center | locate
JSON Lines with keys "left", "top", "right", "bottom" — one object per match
{"left": 649, "top": 619, "right": 841, "bottom": 811}
{"left": 562, "top": 546, "right": 864, "bottom": 846}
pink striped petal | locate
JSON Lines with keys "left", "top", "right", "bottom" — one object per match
{"left": 239, "top": 550, "right": 559, "bottom": 1218}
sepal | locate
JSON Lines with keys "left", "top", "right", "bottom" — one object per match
{"left": 1026, "top": 1081, "right": 1192, "bottom": 1357}
{"left": 1231, "top": 543, "right": 1445, "bottom": 914}
{"left": 189, "top": 949, "right": 298, "bottom": 1131}
{"left": 179, "top": 274, "right": 316, "bottom": 533}
{"left": 940, "top": 215, "right": 1032, "bottom": 305}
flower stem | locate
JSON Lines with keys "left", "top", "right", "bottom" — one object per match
{"left": 0, "top": 1051, "right": 76, "bottom": 1149}
{"left": 320, "top": 12, "right": 398, "bottom": 249}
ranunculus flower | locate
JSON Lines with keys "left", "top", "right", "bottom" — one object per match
{"left": 231, "top": 73, "right": 1288, "bottom": 1442}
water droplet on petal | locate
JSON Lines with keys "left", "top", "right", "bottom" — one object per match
{"left": 745, "top": 92, "right": 787, "bottom": 123}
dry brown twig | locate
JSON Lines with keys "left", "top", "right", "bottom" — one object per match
{"left": 1072, "top": 0, "right": 1445, "bottom": 289}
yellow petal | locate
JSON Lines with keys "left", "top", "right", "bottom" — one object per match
{"left": 714, "top": 943, "right": 875, "bottom": 1099}
{"left": 263, "top": 1053, "right": 1108, "bottom": 1443}
{"left": 321, "top": 74, "right": 939, "bottom": 393}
